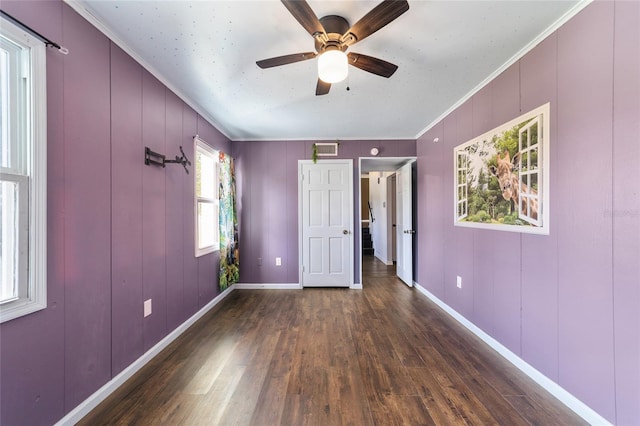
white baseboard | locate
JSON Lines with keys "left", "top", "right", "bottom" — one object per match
{"left": 413, "top": 283, "right": 611, "bottom": 426}
{"left": 54, "top": 285, "right": 235, "bottom": 426}
{"left": 373, "top": 254, "right": 394, "bottom": 266}
{"left": 233, "top": 283, "right": 301, "bottom": 290}
{"left": 235, "top": 283, "right": 363, "bottom": 290}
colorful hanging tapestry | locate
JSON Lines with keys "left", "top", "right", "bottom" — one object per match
{"left": 218, "top": 152, "right": 239, "bottom": 290}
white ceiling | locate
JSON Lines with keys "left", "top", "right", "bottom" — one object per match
{"left": 68, "top": 0, "right": 586, "bottom": 141}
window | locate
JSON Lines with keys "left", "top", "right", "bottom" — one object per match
{"left": 194, "top": 136, "right": 219, "bottom": 257}
{"left": 455, "top": 149, "right": 468, "bottom": 220}
{"left": 0, "top": 17, "right": 47, "bottom": 323}
{"left": 518, "top": 115, "right": 541, "bottom": 226}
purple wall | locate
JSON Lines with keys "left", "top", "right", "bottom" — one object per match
{"left": 232, "top": 139, "right": 416, "bottom": 285}
{"left": 0, "top": 2, "right": 230, "bottom": 424}
{"left": 1, "top": 1, "right": 636, "bottom": 425}
{"left": 416, "top": 1, "right": 639, "bottom": 424}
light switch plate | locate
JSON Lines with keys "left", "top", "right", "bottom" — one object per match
{"left": 144, "top": 299, "right": 152, "bottom": 317}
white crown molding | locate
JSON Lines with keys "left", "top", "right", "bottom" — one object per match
{"left": 63, "top": 0, "right": 233, "bottom": 141}
{"left": 414, "top": 0, "right": 593, "bottom": 140}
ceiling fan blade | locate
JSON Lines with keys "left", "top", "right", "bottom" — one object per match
{"left": 257, "top": 52, "right": 317, "bottom": 69}
{"left": 281, "top": 0, "right": 325, "bottom": 37}
{"left": 342, "top": 0, "right": 409, "bottom": 46}
{"left": 316, "top": 79, "right": 331, "bottom": 96}
{"left": 348, "top": 52, "right": 398, "bottom": 78}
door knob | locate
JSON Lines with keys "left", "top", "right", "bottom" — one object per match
{"left": 343, "top": 229, "right": 349, "bottom": 235}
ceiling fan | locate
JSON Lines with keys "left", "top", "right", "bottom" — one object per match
{"left": 256, "top": 0, "right": 410, "bottom": 96}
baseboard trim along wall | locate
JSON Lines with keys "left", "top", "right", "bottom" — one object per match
{"left": 54, "top": 285, "right": 235, "bottom": 426}
{"left": 413, "top": 283, "right": 612, "bottom": 426}
{"left": 235, "top": 283, "right": 365, "bottom": 290}
{"left": 56, "top": 281, "right": 605, "bottom": 425}
{"left": 233, "top": 283, "right": 302, "bottom": 290}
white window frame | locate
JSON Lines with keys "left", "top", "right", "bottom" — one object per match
{"left": 194, "top": 136, "right": 219, "bottom": 257}
{"left": 0, "top": 17, "right": 47, "bottom": 323}
{"left": 518, "top": 116, "right": 541, "bottom": 226}
{"left": 455, "top": 149, "right": 469, "bottom": 220}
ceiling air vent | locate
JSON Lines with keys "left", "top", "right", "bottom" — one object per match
{"left": 315, "top": 142, "right": 339, "bottom": 157}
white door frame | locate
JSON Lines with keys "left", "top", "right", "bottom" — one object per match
{"left": 396, "top": 160, "right": 415, "bottom": 287}
{"left": 358, "top": 157, "right": 416, "bottom": 287}
{"left": 298, "top": 159, "right": 354, "bottom": 288}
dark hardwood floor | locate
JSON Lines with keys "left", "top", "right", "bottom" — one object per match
{"left": 79, "top": 255, "right": 585, "bottom": 425}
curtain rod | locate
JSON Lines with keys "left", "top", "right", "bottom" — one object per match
{"left": 1, "top": 10, "right": 69, "bottom": 54}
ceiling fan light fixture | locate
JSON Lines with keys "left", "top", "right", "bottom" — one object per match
{"left": 318, "top": 49, "right": 348, "bottom": 83}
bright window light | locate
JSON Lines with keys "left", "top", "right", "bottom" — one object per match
{"left": 0, "top": 16, "right": 47, "bottom": 323}
{"left": 194, "top": 137, "right": 219, "bottom": 257}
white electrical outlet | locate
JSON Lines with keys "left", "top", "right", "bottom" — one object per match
{"left": 144, "top": 299, "right": 152, "bottom": 317}
{"left": 456, "top": 276, "right": 462, "bottom": 289}
{"left": 275, "top": 257, "right": 282, "bottom": 266}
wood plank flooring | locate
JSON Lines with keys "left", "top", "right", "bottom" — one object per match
{"left": 79, "top": 256, "right": 585, "bottom": 425}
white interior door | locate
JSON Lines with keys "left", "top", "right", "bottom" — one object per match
{"left": 391, "top": 175, "right": 397, "bottom": 262}
{"left": 396, "top": 162, "right": 413, "bottom": 286}
{"left": 300, "top": 160, "right": 353, "bottom": 287}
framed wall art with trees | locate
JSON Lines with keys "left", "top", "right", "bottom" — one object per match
{"left": 454, "top": 103, "right": 550, "bottom": 235}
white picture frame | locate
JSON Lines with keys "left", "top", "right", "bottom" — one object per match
{"left": 453, "top": 103, "right": 550, "bottom": 235}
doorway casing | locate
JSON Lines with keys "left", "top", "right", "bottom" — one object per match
{"left": 358, "top": 157, "right": 416, "bottom": 287}
{"left": 298, "top": 159, "right": 354, "bottom": 288}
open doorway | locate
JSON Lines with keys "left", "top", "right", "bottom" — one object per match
{"left": 359, "top": 157, "right": 416, "bottom": 285}
{"left": 361, "top": 170, "right": 397, "bottom": 279}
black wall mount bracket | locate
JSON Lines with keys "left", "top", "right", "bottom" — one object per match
{"left": 145, "top": 146, "right": 191, "bottom": 174}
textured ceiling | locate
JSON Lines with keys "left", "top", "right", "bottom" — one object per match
{"left": 68, "top": 0, "right": 586, "bottom": 141}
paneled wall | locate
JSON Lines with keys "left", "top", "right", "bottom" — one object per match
{"left": 0, "top": 2, "right": 230, "bottom": 424}
{"left": 232, "top": 139, "right": 415, "bottom": 285}
{"left": 0, "top": 1, "right": 636, "bottom": 425}
{"left": 416, "top": 2, "right": 639, "bottom": 424}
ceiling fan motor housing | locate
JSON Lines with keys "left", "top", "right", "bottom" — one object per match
{"left": 315, "top": 15, "right": 351, "bottom": 53}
